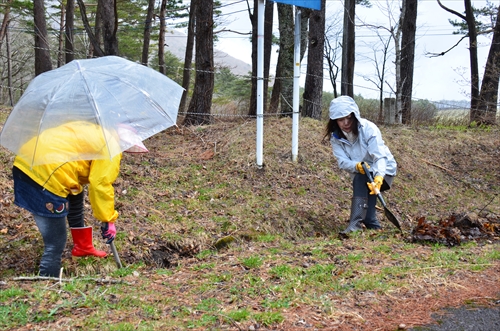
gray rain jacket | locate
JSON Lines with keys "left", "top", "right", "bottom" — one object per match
{"left": 329, "top": 96, "right": 397, "bottom": 179}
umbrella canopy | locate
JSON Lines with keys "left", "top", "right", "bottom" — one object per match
{"left": 0, "top": 56, "right": 184, "bottom": 166}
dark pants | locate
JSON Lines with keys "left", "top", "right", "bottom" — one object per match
{"left": 67, "top": 192, "right": 85, "bottom": 228}
{"left": 352, "top": 173, "right": 393, "bottom": 229}
{"left": 35, "top": 191, "right": 85, "bottom": 277}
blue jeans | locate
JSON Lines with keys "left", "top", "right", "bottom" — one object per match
{"left": 34, "top": 192, "right": 85, "bottom": 277}
{"left": 34, "top": 214, "right": 67, "bottom": 277}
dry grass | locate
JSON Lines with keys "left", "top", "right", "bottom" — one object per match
{"left": 0, "top": 108, "right": 499, "bottom": 330}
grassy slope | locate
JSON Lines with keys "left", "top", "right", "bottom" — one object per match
{"left": 0, "top": 111, "right": 499, "bottom": 330}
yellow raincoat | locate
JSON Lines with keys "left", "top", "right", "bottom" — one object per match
{"left": 13, "top": 122, "right": 121, "bottom": 223}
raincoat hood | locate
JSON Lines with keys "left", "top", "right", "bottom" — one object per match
{"left": 328, "top": 96, "right": 397, "bottom": 179}
{"left": 328, "top": 96, "right": 361, "bottom": 122}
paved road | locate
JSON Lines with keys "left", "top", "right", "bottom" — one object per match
{"left": 409, "top": 303, "right": 500, "bottom": 331}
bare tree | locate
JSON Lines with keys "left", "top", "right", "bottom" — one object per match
{"left": 476, "top": 5, "right": 500, "bottom": 125}
{"left": 56, "top": 4, "right": 64, "bottom": 67}
{"left": 34, "top": 0, "right": 53, "bottom": 75}
{"left": 141, "top": 0, "right": 156, "bottom": 66}
{"left": 98, "top": 0, "right": 118, "bottom": 55}
{"left": 249, "top": 0, "right": 259, "bottom": 116}
{"left": 341, "top": 0, "right": 355, "bottom": 96}
{"left": 65, "top": 0, "right": 75, "bottom": 63}
{"left": 158, "top": 0, "right": 166, "bottom": 73}
{"left": 1, "top": 3, "right": 13, "bottom": 105}
{"left": 324, "top": 13, "right": 342, "bottom": 98}
{"left": 435, "top": 0, "right": 478, "bottom": 108}
{"left": 184, "top": 0, "right": 214, "bottom": 126}
{"left": 263, "top": 1, "right": 274, "bottom": 113}
{"left": 359, "top": 31, "right": 391, "bottom": 122}
{"left": 359, "top": 0, "right": 403, "bottom": 123}
{"left": 400, "top": 0, "right": 418, "bottom": 124}
{"left": 179, "top": 2, "right": 195, "bottom": 112}
{"left": 435, "top": 0, "right": 498, "bottom": 124}
{"left": 76, "top": 0, "right": 105, "bottom": 56}
{"left": 275, "top": 3, "right": 294, "bottom": 116}
{"left": 302, "top": 0, "right": 326, "bottom": 119}
{"left": 0, "top": 1, "right": 12, "bottom": 53}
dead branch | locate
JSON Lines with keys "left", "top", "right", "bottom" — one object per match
{"left": 437, "top": 0, "right": 466, "bottom": 21}
{"left": 421, "top": 159, "right": 455, "bottom": 174}
{"left": 13, "top": 276, "right": 129, "bottom": 284}
{"left": 214, "top": 28, "right": 251, "bottom": 35}
{"left": 426, "top": 34, "right": 468, "bottom": 57}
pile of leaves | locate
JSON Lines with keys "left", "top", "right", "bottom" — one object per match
{"left": 411, "top": 212, "right": 500, "bottom": 246}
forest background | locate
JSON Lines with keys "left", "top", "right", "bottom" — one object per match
{"left": 1, "top": 0, "right": 499, "bottom": 126}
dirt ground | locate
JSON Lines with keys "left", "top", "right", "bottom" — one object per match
{"left": 1, "top": 115, "right": 499, "bottom": 330}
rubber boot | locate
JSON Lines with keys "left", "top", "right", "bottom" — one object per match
{"left": 340, "top": 197, "right": 368, "bottom": 235}
{"left": 39, "top": 263, "right": 62, "bottom": 278}
{"left": 70, "top": 226, "right": 107, "bottom": 258}
{"left": 363, "top": 194, "right": 381, "bottom": 230}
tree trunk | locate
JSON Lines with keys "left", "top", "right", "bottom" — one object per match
{"left": 158, "top": 0, "right": 166, "bottom": 73}
{"left": 98, "top": 0, "right": 118, "bottom": 55}
{"left": 300, "top": 8, "right": 310, "bottom": 61}
{"left": 249, "top": 0, "right": 258, "bottom": 116}
{"left": 277, "top": 3, "right": 294, "bottom": 116}
{"left": 341, "top": 0, "right": 355, "bottom": 96}
{"left": 57, "top": 4, "right": 65, "bottom": 67}
{"left": 34, "top": 0, "right": 53, "bottom": 75}
{"left": 393, "top": 2, "right": 403, "bottom": 124}
{"left": 77, "top": 0, "right": 105, "bottom": 57}
{"left": 437, "top": 0, "right": 480, "bottom": 124}
{"left": 179, "top": 1, "right": 195, "bottom": 112}
{"left": 303, "top": 0, "right": 325, "bottom": 119}
{"left": 65, "top": 0, "right": 74, "bottom": 63}
{"left": 141, "top": 0, "right": 156, "bottom": 66}
{"left": 464, "top": 0, "right": 480, "bottom": 115}
{"left": 269, "top": 60, "right": 281, "bottom": 113}
{"left": 6, "top": 24, "right": 13, "bottom": 106}
{"left": 400, "top": 0, "right": 418, "bottom": 124}
{"left": 476, "top": 6, "right": 500, "bottom": 125}
{"left": 0, "top": 1, "right": 11, "bottom": 54}
{"left": 263, "top": 2, "right": 274, "bottom": 113}
{"left": 184, "top": 0, "right": 214, "bottom": 126}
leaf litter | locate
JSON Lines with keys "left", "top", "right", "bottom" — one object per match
{"left": 0, "top": 111, "right": 499, "bottom": 330}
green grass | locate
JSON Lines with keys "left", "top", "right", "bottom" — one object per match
{"left": 1, "top": 234, "right": 498, "bottom": 329}
{"left": 0, "top": 118, "right": 499, "bottom": 330}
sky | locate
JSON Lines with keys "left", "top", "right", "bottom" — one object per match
{"left": 213, "top": 0, "right": 493, "bottom": 103}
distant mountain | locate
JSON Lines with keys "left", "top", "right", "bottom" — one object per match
{"left": 164, "top": 29, "right": 252, "bottom": 76}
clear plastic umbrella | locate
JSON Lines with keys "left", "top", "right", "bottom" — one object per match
{"left": 0, "top": 56, "right": 184, "bottom": 166}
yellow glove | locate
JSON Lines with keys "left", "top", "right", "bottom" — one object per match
{"left": 367, "top": 175, "right": 383, "bottom": 195}
{"left": 356, "top": 162, "right": 369, "bottom": 174}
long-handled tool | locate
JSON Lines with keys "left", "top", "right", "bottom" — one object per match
{"left": 362, "top": 162, "right": 402, "bottom": 231}
{"left": 108, "top": 240, "right": 123, "bottom": 269}
{"left": 102, "top": 222, "right": 123, "bottom": 268}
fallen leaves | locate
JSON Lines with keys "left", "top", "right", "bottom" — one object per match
{"left": 411, "top": 213, "right": 499, "bottom": 246}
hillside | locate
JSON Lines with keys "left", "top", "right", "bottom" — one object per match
{"left": 0, "top": 113, "right": 499, "bottom": 330}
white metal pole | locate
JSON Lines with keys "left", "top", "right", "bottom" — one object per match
{"left": 291, "top": 7, "right": 301, "bottom": 162}
{"left": 256, "top": 0, "right": 265, "bottom": 168}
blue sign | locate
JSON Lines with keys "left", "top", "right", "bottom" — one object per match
{"left": 270, "top": 0, "right": 321, "bottom": 11}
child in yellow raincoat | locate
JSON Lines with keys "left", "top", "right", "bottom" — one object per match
{"left": 12, "top": 121, "right": 147, "bottom": 277}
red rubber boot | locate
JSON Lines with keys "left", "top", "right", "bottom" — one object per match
{"left": 70, "top": 226, "right": 107, "bottom": 258}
